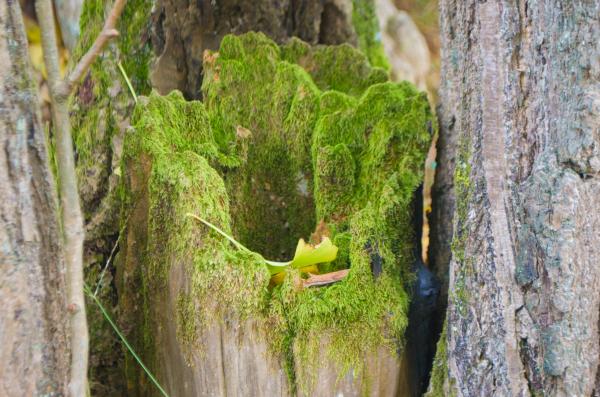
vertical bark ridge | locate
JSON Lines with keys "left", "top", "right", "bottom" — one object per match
{"left": 437, "top": 1, "right": 600, "bottom": 395}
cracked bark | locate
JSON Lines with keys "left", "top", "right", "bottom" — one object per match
{"left": 0, "top": 0, "right": 69, "bottom": 395}
{"left": 435, "top": 1, "right": 600, "bottom": 396}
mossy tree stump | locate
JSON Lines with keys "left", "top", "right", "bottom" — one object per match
{"left": 120, "top": 33, "right": 433, "bottom": 396}
{"left": 71, "top": 0, "right": 393, "bottom": 394}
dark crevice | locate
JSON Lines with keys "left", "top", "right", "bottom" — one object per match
{"left": 405, "top": 184, "right": 444, "bottom": 396}
{"left": 560, "top": 159, "right": 597, "bottom": 180}
{"left": 420, "top": 151, "right": 452, "bottom": 395}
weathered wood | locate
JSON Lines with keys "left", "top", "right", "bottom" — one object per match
{"left": 150, "top": 0, "right": 357, "bottom": 98}
{"left": 0, "top": 1, "right": 69, "bottom": 394}
{"left": 121, "top": 143, "right": 408, "bottom": 397}
{"left": 294, "top": 339, "right": 405, "bottom": 397}
{"left": 435, "top": 1, "right": 600, "bottom": 395}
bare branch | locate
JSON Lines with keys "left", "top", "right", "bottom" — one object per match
{"left": 60, "top": 0, "right": 126, "bottom": 97}
{"left": 35, "top": 0, "right": 88, "bottom": 395}
{"left": 35, "top": 0, "right": 127, "bottom": 395}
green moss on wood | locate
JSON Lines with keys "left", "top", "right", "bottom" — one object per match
{"left": 123, "top": 32, "right": 433, "bottom": 394}
{"left": 425, "top": 321, "right": 448, "bottom": 397}
{"left": 282, "top": 38, "right": 388, "bottom": 97}
{"left": 71, "top": 0, "right": 152, "bottom": 220}
{"left": 313, "top": 82, "right": 431, "bottom": 222}
{"left": 124, "top": 91, "right": 270, "bottom": 367}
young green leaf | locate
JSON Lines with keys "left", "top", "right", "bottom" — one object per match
{"left": 186, "top": 213, "right": 338, "bottom": 281}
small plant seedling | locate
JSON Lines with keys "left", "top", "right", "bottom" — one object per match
{"left": 186, "top": 213, "right": 344, "bottom": 285}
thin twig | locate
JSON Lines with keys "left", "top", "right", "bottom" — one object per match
{"left": 36, "top": 1, "right": 88, "bottom": 395}
{"left": 186, "top": 213, "right": 252, "bottom": 253}
{"left": 35, "top": 0, "right": 127, "bottom": 395}
{"left": 59, "top": 0, "right": 127, "bottom": 97}
{"left": 303, "top": 269, "right": 350, "bottom": 288}
{"left": 93, "top": 221, "right": 126, "bottom": 296}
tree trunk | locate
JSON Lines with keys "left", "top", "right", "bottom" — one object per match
{"left": 0, "top": 1, "right": 70, "bottom": 395}
{"left": 431, "top": 1, "right": 600, "bottom": 396}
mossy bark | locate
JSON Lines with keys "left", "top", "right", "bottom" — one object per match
{"left": 120, "top": 33, "right": 433, "bottom": 396}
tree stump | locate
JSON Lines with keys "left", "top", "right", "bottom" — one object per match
{"left": 119, "top": 33, "right": 433, "bottom": 396}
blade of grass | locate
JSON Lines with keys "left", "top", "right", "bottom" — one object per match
{"left": 117, "top": 61, "right": 138, "bottom": 103}
{"left": 84, "top": 284, "right": 170, "bottom": 397}
{"left": 186, "top": 213, "right": 292, "bottom": 273}
{"left": 185, "top": 213, "right": 252, "bottom": 253}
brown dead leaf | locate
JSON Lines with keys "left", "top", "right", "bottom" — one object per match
{"left": 236, "top": 125, "right": 252, "bottom": 139}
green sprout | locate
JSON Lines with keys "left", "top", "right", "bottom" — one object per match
{"left": 186, "top": 213, "right": 338, "bottom": 283}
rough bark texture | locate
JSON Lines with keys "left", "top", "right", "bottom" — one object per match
{"left": 434, "top": 1, "right": 600, "bottom": 396}
{"left": 0, "top": 1, "right": 69, "bottom": 395}
{"left": 149, "top": 0, "right": 358, "bottom": 99}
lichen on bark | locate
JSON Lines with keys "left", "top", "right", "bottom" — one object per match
{"left": 435, "top": 1, "right": 600, "bottom": 396}
{"left": 121, "top": 32, "right": 433, "bottom": 395}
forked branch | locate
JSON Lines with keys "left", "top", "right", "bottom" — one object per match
{"left": 61, "top": 0, "right": 126, "bottom": 97}
{"left": 34, "top": 0, "right": 127, "bottom": 395}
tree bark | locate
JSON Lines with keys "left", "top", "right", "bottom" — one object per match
{"left": 435, "top": 1, "right": 600, "bottom": 395}
{"left": 149, "top": 0, "right": 358, "bottom": 99}
{"left": 0, "top": 1, "right": 69, "bottom": 395}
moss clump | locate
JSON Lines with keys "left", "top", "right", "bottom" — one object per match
{"left": 313, "top": 82, "right": 431, "bottom": 222}
{"left": 124, "top": 32, "right": 433, "bottom": 394}
{"left": 282, "top": 38, "right": 388, "bottom": 97}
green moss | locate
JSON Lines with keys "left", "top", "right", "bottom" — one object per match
{"left": 282, "top": 38, "right": 388, "bottom": 97}
{"left": 124, "top": 32, "right": 433, "bottom": 394}
{"left": 322, "top": 232, "right": 352, "bottom": 273}
{"left": 425, "top": 321, "right": 448, "bottom": 397}
{"left": 117, "top": 0, "right": 153, "bottom": 94}
{"left": 314, "top": 144, "right": 356, "bottom": 221}
{"left": 351, "top": 0, "right": 389, "bottom": 70}
{"left": 449, "top": 134, "right": 473, "bottom": 316}
{"left": 71, "top": 0, "right": 153, "bottom": 221}
{"left": 314, "top": 83, "right": 431, "bottom": 213}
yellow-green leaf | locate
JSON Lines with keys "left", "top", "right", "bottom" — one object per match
{"left": 186, "top": 213, "right": 338, "bottom": 280}
{"left": 266, "top": 237, "right": 337, "bottom": 270}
